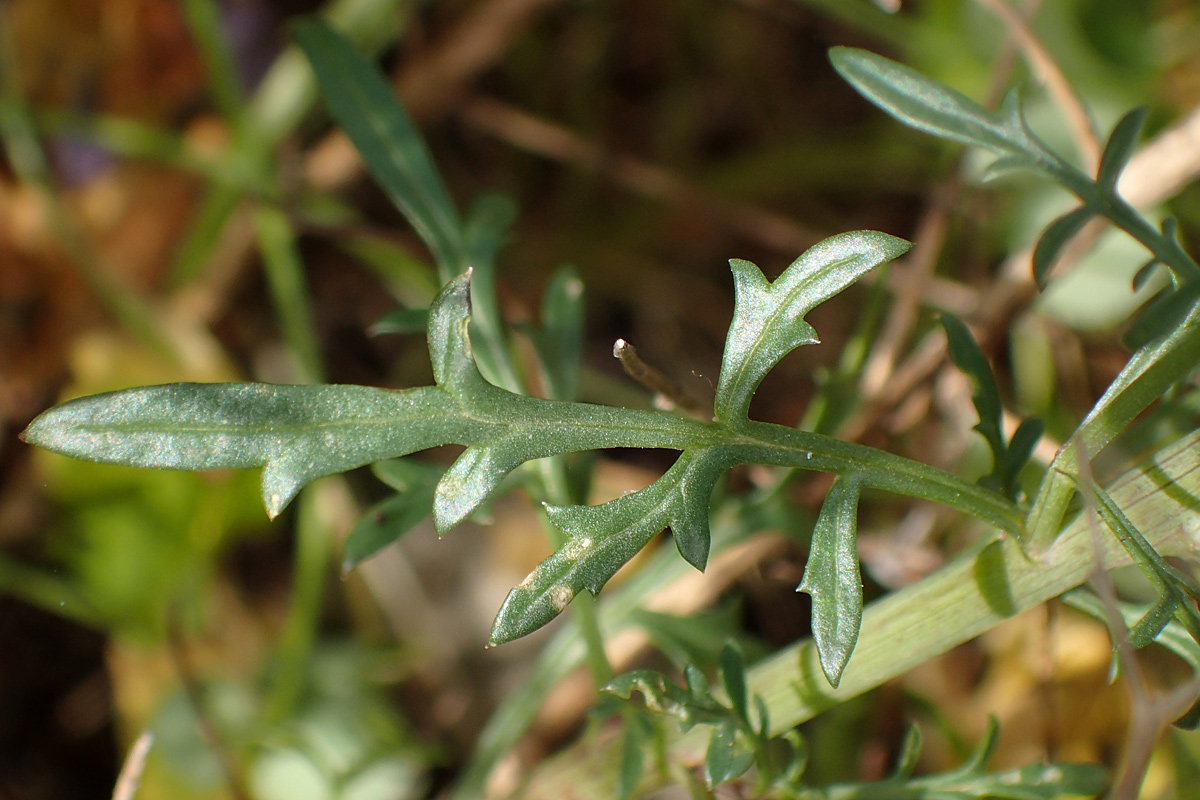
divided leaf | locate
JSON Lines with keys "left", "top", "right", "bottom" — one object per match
{"left": 603, "top": 670, "right": 728, "bottom": 731}
{"left": 798, "top": 476, "right": 863, "bottom": 688}
{"left": 21, "top": 382, "right": 472, "bottom": 519}
{"left": 292, "top": 19, "right": 465, "bottom": 277}
{"left": 715, "top": 231, "right": 911, "bottom": 423}
{"left": 489, "top": 450, "right": 727, "bottom": 644}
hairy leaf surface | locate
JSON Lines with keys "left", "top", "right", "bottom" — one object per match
{"left": 715, "top": 231, "right": 910, "bottom": 423}
{"left": 798, "top": 476, "right": 863, "bottom": 687}
{"left": 22, "top": 382, "right": 471, "bottom": 519}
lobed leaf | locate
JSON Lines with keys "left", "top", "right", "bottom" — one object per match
{"left": 21, "top": 382, "right": 473, "bottom": 519}
{"left": 292, "top": 19, "right": 465, "bottom": 277}
{"left": 1032, "top": 206, "right": 1095, "bottom": 289}
{"left": 715, "top": 231, "right": 910, "bottom": 423}
{"left": 488, "top": 451, "right": 728, "bottom": 644}
{"left": 798, "top": 476, "right": 863, "bottom": 688}
{"left": 602, "top": 670, "right": 727, "bottom": 731}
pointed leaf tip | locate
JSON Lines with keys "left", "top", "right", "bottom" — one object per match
{"left": 715, "top": 232, "right": 909, "bottom": 423}
{"left": 1032, "top": 206, "right": 1094, "bottom": 289}
{"left": 829, "top": 48, "right": 1033, "bottom": 158}
{"left": 1097, "top": 106, "right": 1149, "bottom": 192}
{"left": 798, "top": 477, "right": 863, "bottom": 688}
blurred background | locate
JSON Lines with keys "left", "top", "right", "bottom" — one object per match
{"left": 2, "top": 0, "right": 1200, "bottom": 798}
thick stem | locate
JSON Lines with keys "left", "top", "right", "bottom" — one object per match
{"left": 519, "top": 430, "right": 1200, "bottom": 799}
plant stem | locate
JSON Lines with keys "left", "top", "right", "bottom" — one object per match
{"left": 254, "top": 205, "right": 326, "bottom": 384}
{"left": 521, "top": 429, "right": 1200, "bottom": 798}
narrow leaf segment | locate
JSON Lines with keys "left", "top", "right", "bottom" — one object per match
{"left": 798, "top": 476, "right": 863, "bottom": 688}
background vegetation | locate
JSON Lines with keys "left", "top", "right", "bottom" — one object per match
{"left": 3, "top": 0, "right": 1200, "bottom": 798}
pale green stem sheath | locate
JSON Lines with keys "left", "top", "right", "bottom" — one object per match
{"left": 518, "top": 430, "right": 1200, "bottom": 799}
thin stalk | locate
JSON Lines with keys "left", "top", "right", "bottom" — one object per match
{"left": 180, "top": 0, "right": 247, "bottom": 130}
{"left": 264, "top": 482, "right": 333, "bottom": 720}
{"left": 254, "top": 205, "right": 325, "bottom": 383}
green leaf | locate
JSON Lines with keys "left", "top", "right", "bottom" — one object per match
{"left": 603, "top": 670, "right": 727, "bottom": 731}
{"left": 426, "top": 271, "right": 495, "bottom": 396}
{"left": 829, "top": 48, "right": 1046, "bottom": 162}
{"left": 941, "top": 315, "right": 1005, "bottom": 463}
{"left": 928, "top": 762, "right": 1108, "bottom": 799}
{"left": 715, "top": 231, "right": 910, "bottom": 423}
{"left": 530, "top": 266, "right": 586, "bottom": 401}
{"left": 463, "top": 193, "right": 520, "bottom": 389}
{"left": 720, "top": 643, "right": 749, "bottom": 725}
{"left": 1032, "top": 206, "right": 1095, "bottom": 289}
{"left": 434, "top": 444, "right": 520, "bottom": 533}
{"left": 463, "top": 193, "right": 518, "bottom": 272}
{"left": 1097, "top": 107, "right": 1148, "bottom": 193}
{"left": 488, "top": 450, "right": 727, "bottom": 644}
{"left": 892, "top": 724, "right": 922, "bottom": 778}
{"left": 1090, "top": 485, "right": 1200, "bottom": 645}
{"left": 291, "top": 18, "right": 465, "bottom": 277}
{"left": 1124, "top": 283, "right": 1196, "bottom": 352}
{"left": 1063, "top": 589, "right": 1200, "bottom": 674}
{"left": 1131, "top": 257, "right": 1163, "bottom": 292}
{"left": 369, "top": 308, "right": 428, "bottom": 336}
{"left": 703, "top": 720, "right": 754, "bottom": 788}
{"left": 343, "top": 460, "right": 441, "bottom": 573}
{"left": 998, "top": 416, "right": 1044, "bottom": 500}
{"left": 341, "top": 479, "right": 436, "bottom": 571}
{"left": 979, "top": 153, "right": 1036, "bottom": 182}
{"left": 798, "top": 476, "right": 863, "bottom": 688}
{"left": 20, "top": 382, "right": 470, "bottom": 519}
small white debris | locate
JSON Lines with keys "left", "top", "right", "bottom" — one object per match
{"left": 561, "top": 537, "right": 592, "bottom": 561}
{"left": 550, "top": 584, "right": 575, "bottom": 612}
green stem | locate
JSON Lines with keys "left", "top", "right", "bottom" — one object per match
{"left": 254, "top": 205, "right": 326, "bottom": 383}
{"left": 521, "top": 430, "right": 1200, "bottom": 798}
{"left": 265, "top": 482, "right": 333, "bottom": 719}
{"left": 180, "top": 0, "right": 247, "bottom": 130}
